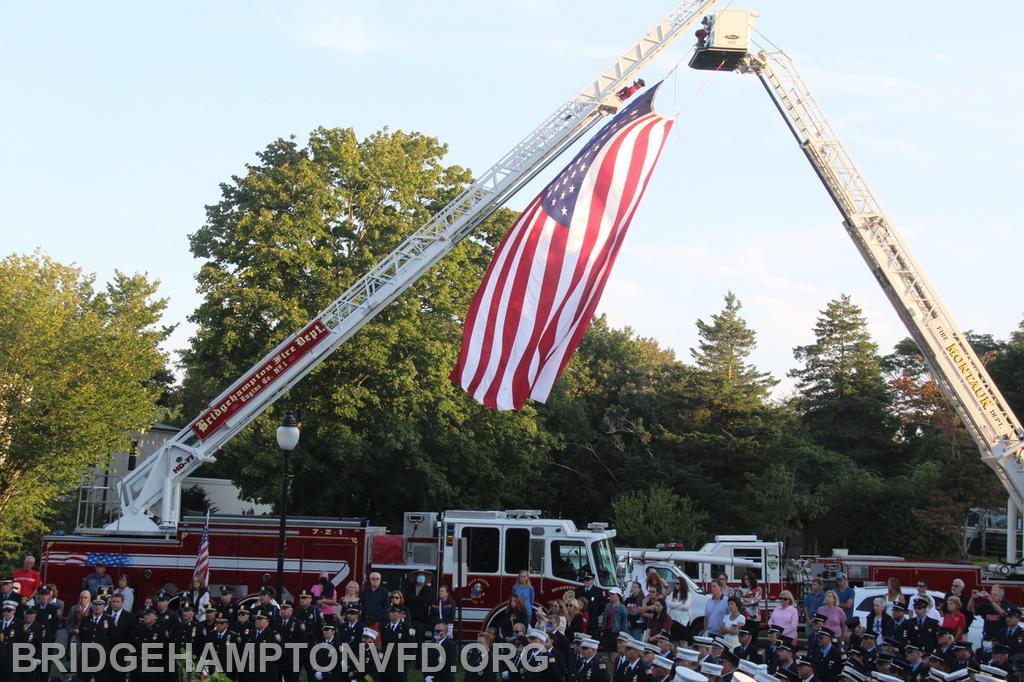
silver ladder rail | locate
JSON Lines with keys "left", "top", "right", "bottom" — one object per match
{"left": 745, "top": 48, "right": 1024, "bottom": 504}
{"left": 112, "top": 0, "right": 718, "bottom": 532}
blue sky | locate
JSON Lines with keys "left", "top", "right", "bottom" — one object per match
{"left": 3, "top": 1, "right": 1022, "bottom": 397}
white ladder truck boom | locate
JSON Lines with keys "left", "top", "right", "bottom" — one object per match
{"left": 691, "top": 11, "right": 1024, "bottom": 568}
{"left": 109, "top": 0, "right": 718, "bottom": 533}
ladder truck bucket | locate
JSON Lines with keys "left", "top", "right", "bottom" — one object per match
{"left": 688, "top": 9, "right": 757, "bottom": 71}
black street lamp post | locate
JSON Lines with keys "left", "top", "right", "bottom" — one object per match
{"left": 275, "top": 411, "right": 300, "bottom": 601}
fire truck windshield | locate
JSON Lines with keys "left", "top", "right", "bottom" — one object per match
{"left": 592, "top": 538, "right": 616, "bottom": 586}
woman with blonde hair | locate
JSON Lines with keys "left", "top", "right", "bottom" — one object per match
{"left": 767, "top": 590, "right": 799, "bottom": 642}
{"left": 816, "top": 590, "right": 847, "bottom": 638}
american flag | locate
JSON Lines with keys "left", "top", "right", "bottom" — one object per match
{"left": 193, "top": 513, "right": 210, "bottom": 586}
{"left": 86, "top": 553, "right": 132, "bottom": 567}
{"left": 452, "top": 83, "right": 673, "bottom": 410}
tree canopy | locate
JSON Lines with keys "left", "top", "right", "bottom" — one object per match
{"left": 0, "top": 253, "right": 168, "bottom": 559}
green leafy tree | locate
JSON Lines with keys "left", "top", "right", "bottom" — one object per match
{"left": 611, "top": 485, "right": 708, "bottom": 548}
{"left": 790, "top": 295, "right": 896, "bottom": 470}
{"left": 0, "top": 253, "right": 167, "bottom": 558}
{"left": 181, "top": 128, "right": 550, "bottom": 526}
{"left": 690, "top": 292, "right": 777, "bottom": 423}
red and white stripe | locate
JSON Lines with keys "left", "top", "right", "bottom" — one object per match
{"left": 453, "top": 104, "right": 673, "bottom": 410}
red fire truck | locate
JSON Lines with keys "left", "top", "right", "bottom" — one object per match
{"left": 41, "top": 509, "right": 617, "bottom": 636}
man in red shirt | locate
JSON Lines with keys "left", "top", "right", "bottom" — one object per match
{"left": 12, "top": 555, "right": 42, "bottom": 597}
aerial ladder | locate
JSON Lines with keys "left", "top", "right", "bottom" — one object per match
{"left": 690, "top": 10, "right": 1024, "bottom": 570}
{"left": 108, "top": 0, "right": 720, "bottom": 533}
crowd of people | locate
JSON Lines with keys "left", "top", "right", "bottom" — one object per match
{"left": 2, "top": 554, "right": 1023, "bottom": 682}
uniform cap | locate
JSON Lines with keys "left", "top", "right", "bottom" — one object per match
{"left": 868, "top": 667, "right": 901, "bottom": 679}
{"left": 156, "top": 592, "right": 170, "bottom": 601}
{"left": 345, "top": 606, "right": 361, "bottom": 614}
{"left": 580, "top": 638, "right": 600, "bottom": 650}
{"left": 280, "top": 601, "right": 293, "bottom": 609}
{"left": 693, "top": 635, "right": 715, "bottom": 646}
{"left": 860, "top": 631, "right": 877, "bottom": 640}
{"left": 36, "top": 587, "right": 51, "bottom": 595}
{"left": 676, "top": 648, "right": 699, "bottom": 663}
{"left": 215, "top": 617, "right": 229, "bottom": 624}
{"left": 811, "top": 615, "right": 826, "bottom": 623}
{"left": 796, "top": 657, "right": 814, "bottom": 668}
{"left": 2, "top": 601, "right": 16, "bottom": 609}
{"left": 617, "top": 632, "right": 632, "bottom": 642}
{"left": 299, "top": 590, "right": 313, "bottom": 598}
{"left": 362, "top": 627, "right": 378, "bottom": 639}
{"left": 766, "top": 626, "right": 783, "bottom": 635}
{"left": 253, "top": 613, "right": 269, "bottom": 620}
{"left": 675, "top": 668, "right": 708, "bottom": 682}
{"left": 981, "top": 665, "right": 1008, "bottom": 678}
{"left": 953, "top": 641, "right": 972, "bottom": 651}
{"left": 739, "top": 660, "right": 767, "bottom": 675}
{"left": 237, "top": 608, "right": 250, "bottom": 616}
{"left": 891, "top": 602, "right": 907, "bottom": 612}
{"left": 625, "top": 638, "right": 644, "bottom": 651}
{"left": 905, "top": 644, "right": 922, "bottom": 653}
{"left": 738, "top": 628, "right": 752, "bottom": 636}
{"left": 527, "top": 627, "right": 549, "bottom": 642}
{"left": 322, "top": 624, "right": 336, "bottom": 631}
{"left": 220, "top": 586, "right": 234, "bottom": 595}
{"left": 992, "top": 644, "right": 1010, "bottom": 654}
{"left": 945, "top": 671, "right": 969, "bottom": 682}
{"left": 733, "top": 672, "right": 756, "bottom": 682}
{"left": 92, "top": 598, "right": 106, "bottom": 606}
{"left": 143, "top": 607, "right": 157, "bottom": 615}
{"left": 259, "top": 587, "right": 274, "bottom": 597}
{"left": 644, "top": 642, "right": 662, "bottom": 654}
{"left": 653, "top": 656, "right": 674, "bottom": 670}
{"left": 700, "top": 663, "right": 724, "bottom": 677}
{"left": 204, "top": 606, "right": 218, "bottom": 612}
{"left": 774, "top": 671, "right": 799, "bottom": 682}
{"left": 913, "top": 598, "right": 929, "bottom": 609}
{"left": 817, "top": 626, "right": 835, "bottom": 639}
{"left": 181, "top": 603, "right": 194, "bottom": 612}
{"left": 720, "top": 650, "right": 739, "bottom": 667}
{"left": 840, "top": 667, "right": 866, "bottom": 682}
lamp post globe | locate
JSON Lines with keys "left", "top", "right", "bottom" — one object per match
{"left": 275, "top": 411, "right": 299, "bottom": 601}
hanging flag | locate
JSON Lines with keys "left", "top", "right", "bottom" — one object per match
{"left": 452, "top": 83, "right": 673, "bottom": 410}
{"left": 194, "top": 512, "right": 211, "bottom": 586}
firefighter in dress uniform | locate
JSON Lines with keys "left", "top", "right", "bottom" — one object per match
{"left": 277, "top": 601, "right": 306, "bottom": 682}
{"left": 522, "top": 628, "right": 565, "bottom": 682}
{"left": 810, "top": 628, "right": 843, "bottom": 682}
{"left": 733, "top": 629, "right": 762, "bottom": 664}
{"left": 0, "top": 602, "right": 23, "bottom": 682}
{"left": 215, "top": 588, "right": 239, "bottom": 626}
{"left": 904, "top": 644, "right": 930, "bottom": 682}
{"left": 903, "top": 600, "right": 939, "bottom": 653}
{"left": 79, "top": 598, "right": 114, "bottom": 682}
{"left": 612, "top": 633, "right": 631, "bottom": 682}
{"left": 253, "top": 589, "right": 281, "bottom": 629}
{"left": 35, "top": 587, "right": 61, "bottom": 642}
{"left": 232, "top": 609, "right": 254, "bottom": 641}
{"left": 380, "top": 606, "right": 415, "bottom": 682}
{"left": 203, "top": 616, "right": 236, "bottom": 681}
{"left": 245, "top": 612, "right": 282, "bottom": 682}
{"left": 295, "top": 591, "right": 323, "bottom": 643}
{"left": 133, "top": 609, "right": 172, "bottom": 682}
{"left": 622, "top": 638, "right": 645, "bottom": 682}
{"left": 175, "top": 604, "right": 202, "bottom": 682}
{"left": 18, "top": 607, "right": 47, "bottom": 682}
{"left": 311, "top": 624, "right": 343, "bottom": 682}
{"left": 358, "top": 627, "right": 381, "bottom": 682}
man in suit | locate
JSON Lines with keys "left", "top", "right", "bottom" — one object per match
{"left": 106, "top": 593, "right": 136, "bottom": 682}
{"left": 278, "top": 601, "right": 306, "bottom": 682}
{"left": 33, "top": 587, "right": 61, "bottom": 642}
{"left": 904, "top": 645, "right": 930, "bottom": 682}
{"left": 425, "top": 622, "right": 460, "bottom": 682}
{"left": 623, "top": 638, "right": 645, "bottom": 682}
{"left": 903, "top": 599, "right": 939, "bottom": 652}
{"left": 718, "top": 650, "right": 739, "bottom": 682}
{"left": 203, "top": 617, "right": 236, "bottom": 681}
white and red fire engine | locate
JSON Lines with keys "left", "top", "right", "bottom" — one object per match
{"left": 42, "top": 510, "right": 617, "bottom": 636}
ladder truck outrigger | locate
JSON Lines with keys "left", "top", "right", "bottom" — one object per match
{"left": 688, "top": 9, "right": 1024, "bottom": 574}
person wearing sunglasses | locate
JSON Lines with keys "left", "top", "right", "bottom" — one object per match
{"left": 767, "top": 590, "right": 799, "bottom": 643}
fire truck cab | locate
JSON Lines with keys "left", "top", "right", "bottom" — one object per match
{"left": 370, "top": 510, "right": 617, "bottom": 632}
